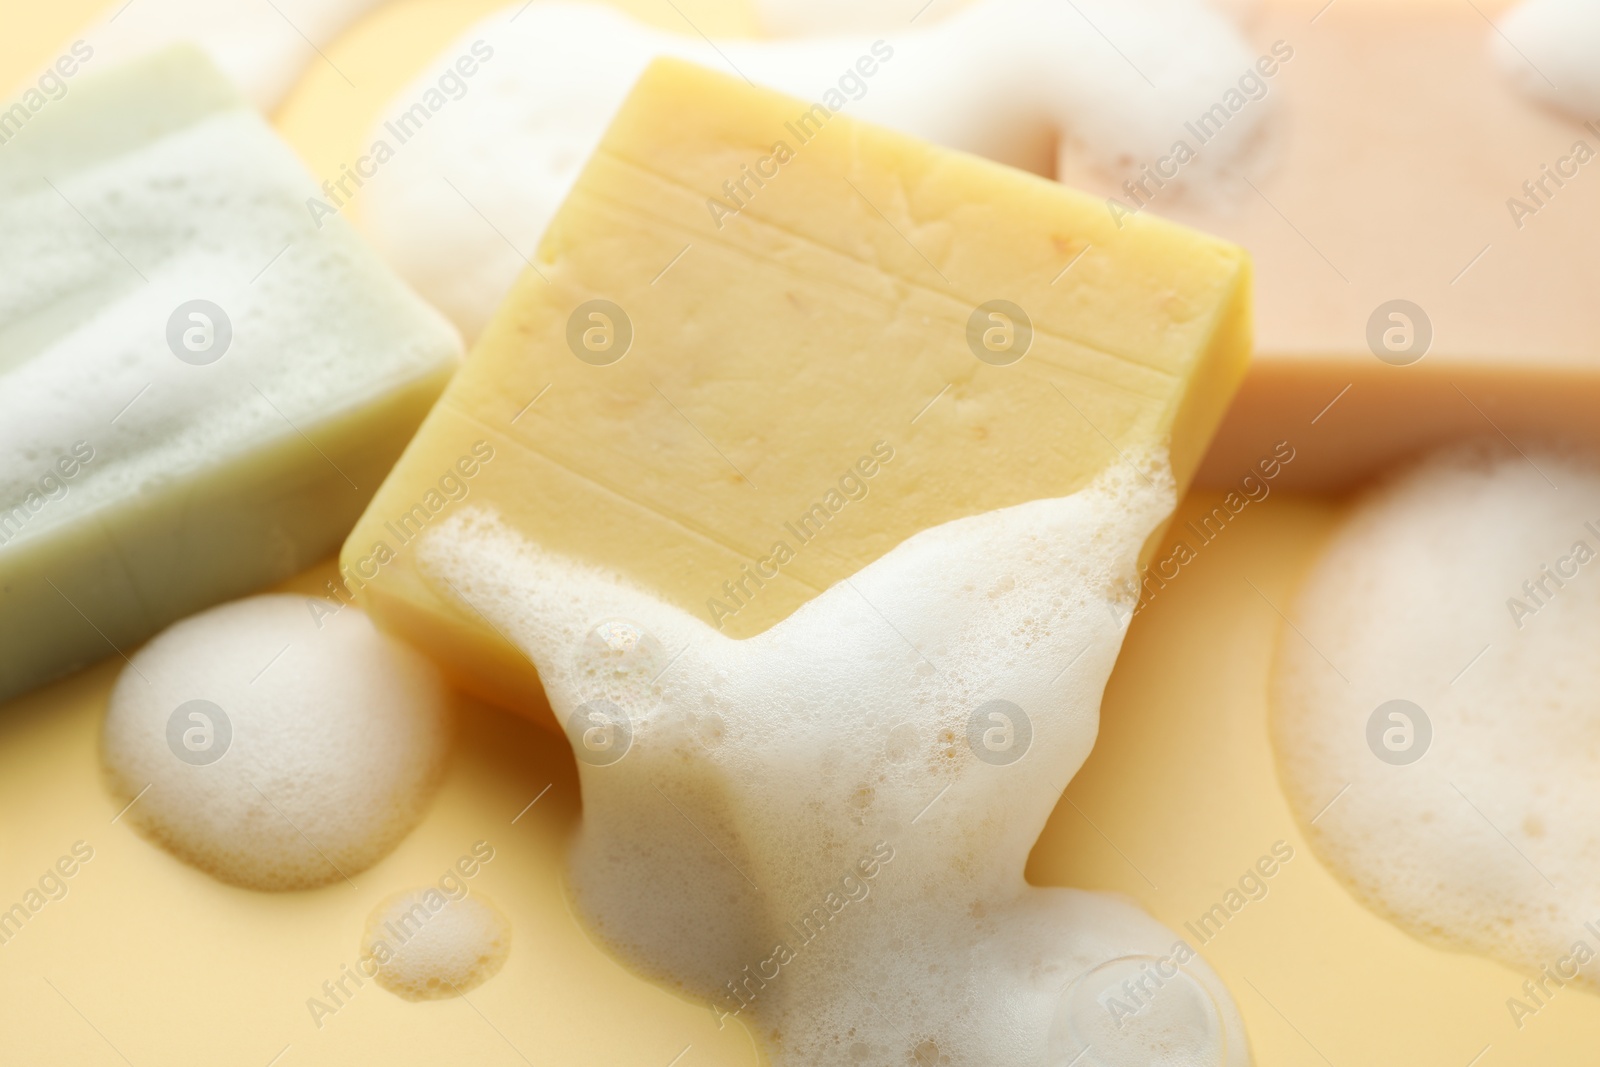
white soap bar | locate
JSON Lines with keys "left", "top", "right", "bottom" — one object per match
{"left": 0, "top": 47, "right": 461, "bottom": 703}
{"left": 360, "top": 0, "right": 1268, "bottom": 336}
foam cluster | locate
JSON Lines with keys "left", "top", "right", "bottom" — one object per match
{"left": 419, "top": 459, "right": 1252, "bottom": 1065}
{"left": 102, "top": 596, "right": 453, "bottom": 890}
{"left": 362, "top": 0, "right": 1271, "bottom": 335}
{"left": 1493, "top": 0, "right": 1600, "bottom": 120}
{"left": 362, "top": 889, "right": 512, "bottom": 1000}
{"left": 1272, "top": 443, "right": 1600, "bottom": 991}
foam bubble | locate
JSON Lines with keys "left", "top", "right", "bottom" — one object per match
{"left": 362, "top": 889, "right": 511, "bottom": 1000}
{"left": 103, "top": 595, "right": 453, "bottom": 890}
{"left": 1493, "top": 0, "right": 1600, "bottom": 120}
{"left": 364, "top": 0, "right": 1271, "bottom": 336}
{"left": 1272, "top": 442, "right": 1600, "bottom": 985}
{"left": 1054, "top": 954, "right": 1230, "bottom": 1066}
{"left": 418, "top": 459, "right": 1252, "bottom": 1065}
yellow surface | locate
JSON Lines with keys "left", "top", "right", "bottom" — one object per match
{"left": 5, "top": 3, "right": 1600, "bottom": 1067}
{"left": 343, "top": 58, "right": 1251, "bottom": 712}
{"left": 1035, "top": 492, "right": 1600, "bottom": 1063}
{"left": 0, "top": 568, "right": 758, "bottom": 1067}
{"left": 9, "top": 500, "right": 1600, "bottom": 1066}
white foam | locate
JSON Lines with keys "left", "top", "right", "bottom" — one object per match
{"left": 749, "top": 0, "right": 1256, "bottom": 39}
{"left": 1272, "top": 442, "right": 1600, "bottom": 987}
{"left": 752, "top": 0, "right": 959, "bottom": 36}
{"left": 362, "top": 889, "right": 512, "bottom": 999}
{"left": 1494, "top": 0, "right": 1600, "bottom": 121}
{"left": 102, "top": 595, "right": 453, "bottom": 890}
{"left": 0, "top": 51, "right": 461, "bottom": 548}
{"left": 362, "top": 0, "right": 1271, "bottom": 336}
{"left": 51, "top": 0, "right": 384, "bottom": 110}
{"left": 418, "top": 459, "right": 1252, "bottom": 1065}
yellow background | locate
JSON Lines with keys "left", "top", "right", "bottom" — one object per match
{"left": 3, "top": 3, "right": 1598, "bottom": 1065}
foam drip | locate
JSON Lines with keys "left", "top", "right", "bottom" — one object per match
{"left": 1272, "top": 442, "right": 1600, "bottom": 992}
{"left": 102, "top": 596, "right": 453, "bottom": 890}
{"left": 418, "top": 458, "right": 1252, "bottom": 1065}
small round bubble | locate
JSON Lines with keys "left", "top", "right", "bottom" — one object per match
{"left": 362, "top": 889, "right": 511, "bottom": 1000}
{"left": 1051, "top": 955, "right": 1226, "bottom": 1067}
{"left": 578, "top": 617, "right": 666, "bottom": 709}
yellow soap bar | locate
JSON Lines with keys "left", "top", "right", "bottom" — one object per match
{"left": 341, "top": 58, "right": 1253, "bottom": 717}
